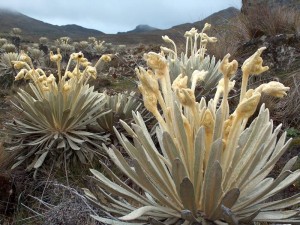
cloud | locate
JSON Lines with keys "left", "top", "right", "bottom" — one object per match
{"left": 0, "top": 0, "right": 241, "bottom": 33}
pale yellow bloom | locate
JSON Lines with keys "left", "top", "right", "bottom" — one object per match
{"left": 144, "top": 52, "right": 167, "bottom": 77}
{"left": 216, "top": 78, "right": 236, "bottom": 95}
{"left": 63, "top": 83, "right": 71, "bottom": 92}
{"left": 100, "top": 54, "right": 112, "bottom": 62}
{"left": 19, "top": 51, "right": 31, "bottom": 64}
{"left": 66, "top": 71, "right": 74, "bottom": 79}
{"left": 176, "top": 88, "right": 196, "bottom": 107}
{"left": 162, "top": 35, "right": 172, "bottom": 43}
{"left": 138, "top": 85, "right": 158, "bottom": 114}
{"left": 202, "top": 23, "right": 211, "bottom": 32}
{"left": 50, "top": 51, "right": 62, "bottom": 62}
{"left": 12, "top": 61, "right": 27, "bottom": 70}
{"left": 136, "top": 67, "right": 159, "bottom": 95}
{"left": 24, "top": 69, "right": 34, "bottom": 80}
{"left": 256, "top": 81, "right": 290, "bottom": 98}
{"left": 160, "top": 47, "right": 175, "bottom": 55}
{"left": 172, "top": 74, "right": 188, "bottom": 91}
{"left": 191, "top": 70, "right": 207, "bottom": 91}
{"left": 236, "top": 89, "right": 261, "bottom": 118}
{"left": 86, "top": 66, "right": 97, "bottom": 79}
{"left": 80, "top": 58, "right": 91, "bottom": 67}
{"left": 47, "top": 74, "right": 56, "bottom": 83}
{"left": 71, "top": 52, "right": 84, "bottom": 60}
{"left": 242, "top": 47, "right": 269, "bottom": 76}
{"left": 219, "top": 54, "right": 238, "bottom": 79}
{"left": 15, "top": 69, "right": 27, "bottom": 80}
{"left": 38, "top": 75, "right": 47, "bottom": 82}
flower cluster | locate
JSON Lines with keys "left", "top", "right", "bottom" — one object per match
{"left": 13, "top": 49, "right": 111, "bottom": 98}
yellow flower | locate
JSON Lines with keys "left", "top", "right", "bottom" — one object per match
{"left": 15, "top": 69, "right": 28, "bottom": 80}
{"left": 242, "top": 47, "right": 269, "bottom": 76}
{"left": 144, "top": 52, "right": 167, "bottom": 77}
{"left": 12, "top": 61, "right": 27, "bottom": 70}
{"left": 139, "top": 85, "right": 157, "bottom": 114}
{"left": 202, "top": 23, "right": 211, "bottom": 32}
{"left": 176, "top": 88, "right": 196, "bottom": 108}
{"left": 66, "top": 71, "right": 74, "bottom": 79}
{"left": 172, "top": 74, "right": 188, "bottom": 91}
{"left": 47, "top": 74, "right": 56, "bottom": 84}
{"left": 219, "top": 54, "right": 238, "bottom": 79}
{"left": 100, "top": 54, "right": 112, "bottom": 63}
{"left": 24, "top": 69, "right": 34, "bottom": 80}
{"left": 162, "top": 35, "right": 172, "bottom": 43}
{"left": 236, "top": 89, "right": 261, "bottom": 118}
{"left": 256, "top": 81, "right": 290, "bottom": 98}
{"left": 216, "top": 78, "right": 236, "bottom": 95}
{"left": 63, "top": 83, "right": 71, "bottom": 92}
{"left": 86, "top": 66, "right": 97, "bottom": 79}
{"left": 191, "top": 70, "right": 207, "bottom": 91}
{"left": 19, "top": 51, "right": 31, "bottom": 64}
{"left": 38, "top": 75, "right": 47, "bottom": 82}
{"left": 50, "top": 51, "right": 62, "bottom": 62}
{"left": 136, "top": 67, "right": 159, "bottom": 95}
{"left": 71, "top": 52, "right": 84, "bottom": 60}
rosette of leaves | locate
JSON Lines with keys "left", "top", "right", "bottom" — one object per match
{"left": 161, "top": 24, "right": 222, "bottom": 97}
{"left": 0, "top": 52, "right": 19, "bottom": 88}
{"left": 85, "top": 43, "right": 300, "bottom": 224}
{"left": 94, "top": 91, "right": 151, "bottom": 136}
{"left": 2, "top": 50, "right": 111, "bottom": 173}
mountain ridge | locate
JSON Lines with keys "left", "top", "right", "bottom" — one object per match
{"left": 0, "top": 7, "right": 239, "bottom": 44}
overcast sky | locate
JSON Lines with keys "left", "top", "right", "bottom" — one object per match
{"left": 0, "top": 0, "right": 242, "bottom": 34}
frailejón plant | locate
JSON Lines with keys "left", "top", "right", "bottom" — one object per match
{"left": 85, "top": 29, "right": 299, "bottom": 224}
{"left": 161, "top": 23, "right": 222, "bottom": 97}
{"left": 3, "top": 50, "right": 111, "bottom": 172}
{"left": 95, "top": 91, "right": 146, "bottom": 134}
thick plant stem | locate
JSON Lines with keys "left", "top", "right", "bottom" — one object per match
{"left": 240, "top": 72, "right": 249, "bottom": 102}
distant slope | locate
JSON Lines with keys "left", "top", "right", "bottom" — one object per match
{"left": 118, "top": 24, "right": 160, "bottom": 34}
{"left": 0, "top": 9, "right": 104, "bottom": 41}
{"left": 169, "top": 7, "right": 239, "bottom": 33}
{"left": 0, "top": 7, "right": 239, "bottom": 44}
{"left": 99, "top": 7, "right": 240, "bottom": 45}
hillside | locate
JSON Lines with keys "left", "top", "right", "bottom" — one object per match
{"left": 99, "top": 7, "right": 240, "bottom": 45}
{"left": 0, "top": 7, "right": 239, "bottom": 44}
{"left": 0, "top": 9, "right": 104, "bottom": 41}
{"left": 118, "top": 24, "right": 160, "bottom": 34}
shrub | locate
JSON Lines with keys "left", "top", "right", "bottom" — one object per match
{"left": 2, "top": 50, "right": 112, "bottom": 174}
{"left": 85, "top": 29, "right": 300, "bottom": 223}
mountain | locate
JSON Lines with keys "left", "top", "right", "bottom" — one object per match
{"left": 169, "top": 7, "right": 239, "bottom": 33}
{"left": 98, "top": 7, "right": 240, "bottom": 45}
{"left": 0, "top": 7, "right": 239, "bottom": 44}
{"left": 118, "top": 24, "right": 160, "bottom": 34}
{"left": 0, "top": 9, "right": 104, "bottom": 41}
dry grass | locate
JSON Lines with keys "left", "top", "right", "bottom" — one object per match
{"left": 235, "top": 4, "right": 300, "bottom": 41}
{"left": 266, "top": 71, "right": 300, "bottom": 130}
{"left": 208, "top": 4, "right": 300, "bottom": 60}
